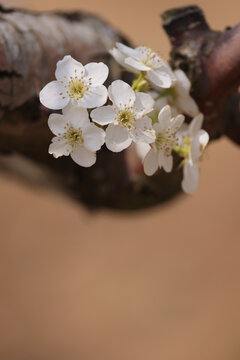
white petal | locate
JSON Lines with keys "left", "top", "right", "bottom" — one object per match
{"left": 147, "top": 90, "right": 159, "bottom": 100}
{"left": 136, "top": 115, "right": 153, "bottom": 129}
{"left": 131, "top": 116, "right": 156, "bottom": 144}
{"left": 105, "top": 124, "right": 132, "bottom": 152}
{"left": 176, "top": 96, "right": 199, "bottom": 117}
{"left": 49, "top": 137, "right": 71, "bottom": 158}
{"left": 135, "top": 47, "right": 162, "bottom": 70}
{"left": 108, "top": 80, "right": 135, "bottom": 109}
{"left": 48, "top": 113, "right": 68, "bottom": 136}
{"left": 147, "top": 68, "right": 172, "bottom": 88}
{"left": 177, "top": 123, "right": 189, "bottom": 140}
{"left": 148, "top": 96, "right": 168, "bottom": 120}
{"left": 77, "top": 85, "right": 108, "bottom": 108}
{"left": 169, "top": 114, "right": 185, "bottom": 132}
{"left": 109, "top": 48, "right": 127, "bottom": 67}
{"left": 174, "top": 69, "right": 191, "bottom": 92}
{"left": 153, "top": 122, "right": 162, "bottom": 133}
{"left": 189, "top": 113, "right": 204, "bottom": 137}
{"left": 191, "top": 129, "right": 209, "bottom": 161}
{"left": 164, "top": 63, "right": 177, "bottom": 82}
{"left": 109, "top": 48, "right": 136, "bottom": 72}
{"left": 91, "top": 105, "right": 116, "bottom": 125}
{"left": 157, "top": 105, "right": 172, "bottom": 131}
{"left": 39, "top": 81, "right": 69, "bottom": 110}
{"left": 124, "top": 57, "right": 150, "bottom": 71}
{"left": 153, "top": 61, "right": 176, "bottom": 83}
{"left": 83, "top": 124, "right": 105, "bottom": 152}
{"left": 135, "top": 142, "right": 151, "bottom": 160}
{"left": 71, "top": 146, "right": 96, "bottom": 167}
{"left": 116, "top": 42, "right": 140, "bottom": 59}
{"left": 182, "top": 161, "right": 199, "bottom": 194}
{"left": 84, "top": 62, "right": 109, "bottom": 86}
{"left": 134, "top": 92, "right": 154, "bottom": 118}
{"left": 170, "top": 106, "right": 180, "bottom": 117}
{"left": 154, "top": 97, "right": 168, "bottom": 111}
{"left": 158, "top": 152, "right": 173, "bottom": 173}
{"left": 62, "top": 102, "right": 75, "bottom": 115}
{"left": 199, "top": 130, "right": 209, "bottom": 147}
{"left": 55, "top": 55, "right": 85, "bottom": 81}
{"left": 143, "top": 148, "right": 158, "bottom": 176}
{"left": 65, "top": 107, "right": 90, "bottom": 130}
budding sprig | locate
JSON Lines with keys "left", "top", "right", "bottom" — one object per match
{"left": 131, "top": 71, "right": 149, "bottom": 92}
{"left": 39, "top": 42, "right": 209, "bottom": 195}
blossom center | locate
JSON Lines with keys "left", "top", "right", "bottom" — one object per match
{"left": 65, "top": 127, "right": 84, "bottom": 146}
{"left": 118, "top": 109, "right": 135, "bottom": 129}
{"left": 138, "top": 48, "right": 161, "bottom": 69}
{"left": 68, "top": 78, "right": 88, "bottom": 99}
{"left": 155, "top": 131, "right": 178, "bottom": 156}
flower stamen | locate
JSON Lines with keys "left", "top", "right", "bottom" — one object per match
{"left": 139, "top": 47, "right": 162, "bottom": 69}
{"left": 68, "top": 78, "right": 89, "bottom": 99}
{"left": 64, "top": 127, "right": 84, "bottom": 146}
{"left": 155, "top": 130, "right": 178, "bottom": 156}
{"left": 118, "top": 109, "right": 135, "bottom": 129}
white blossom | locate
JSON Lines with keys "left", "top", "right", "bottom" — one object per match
{"left": 91, "top": 80, "right": 155, "bottom": 152}
{"left": 143, "top": 105, "right": 184, "bottom": 175}
{"left": 40, "top": 55, "right": 109, "bottom": 110}
{"left": 48, "top": 106, "right": 105, "bottom": 167}
{"left": 153, "top": 69, "right": 199, "bottom": 117}
{"left": 109, "top": 43, "right": 175, "bottom": 88}
{"left": 181, "top": 114, "right": 209, "bottom": 194}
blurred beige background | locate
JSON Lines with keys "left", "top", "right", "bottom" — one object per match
{"left": 0, "top": 0, "right": 240, "bottom": 359}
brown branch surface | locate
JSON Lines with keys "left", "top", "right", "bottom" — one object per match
{"left": 162, "top": 5, "right": 240, "bottom": 144}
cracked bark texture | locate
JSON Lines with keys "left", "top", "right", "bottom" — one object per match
{"left": 162, "top": 5, "right": 240, "bottom": 144}
{"left": 0, "top": 5, "right": 239, "bottom": 210}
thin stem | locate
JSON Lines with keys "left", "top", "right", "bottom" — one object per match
{"left": 131, "top": 71, "right": 148, "bottom": 92}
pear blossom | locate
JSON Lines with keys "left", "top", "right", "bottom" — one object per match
{"left": 91, "top": 80, "right": 155, "bottom": 152}
{"left": 48, "top": 106, "right": 105, "bottom": 167}
{"left": 153, "top": 69, "right": 199, "bottom": 117}
{"left": 180, "top": 114, "right": 209, "bottom": 194}
{"left": 109, "top": 43, "right": 175, "bottom": 88}
{"left": 40, "top": 55, "right": 109, "bottom": 110}
{"left": 143, "top": 105, "right": 184, "bottom": 175}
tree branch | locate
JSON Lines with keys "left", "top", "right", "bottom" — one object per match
{"left": 162, "top": 5, "right": 240, "bottom": 143}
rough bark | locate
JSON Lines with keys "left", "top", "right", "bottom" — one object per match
{"left": 0, "top": 5, "right": 239, "bottom": 210}
{"left": 162, "top": 5, "right": 240, "bottom": 144}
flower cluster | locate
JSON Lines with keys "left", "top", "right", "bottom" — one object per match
{"left": 39, "top": 43, "right": 209, "bottom": 195}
